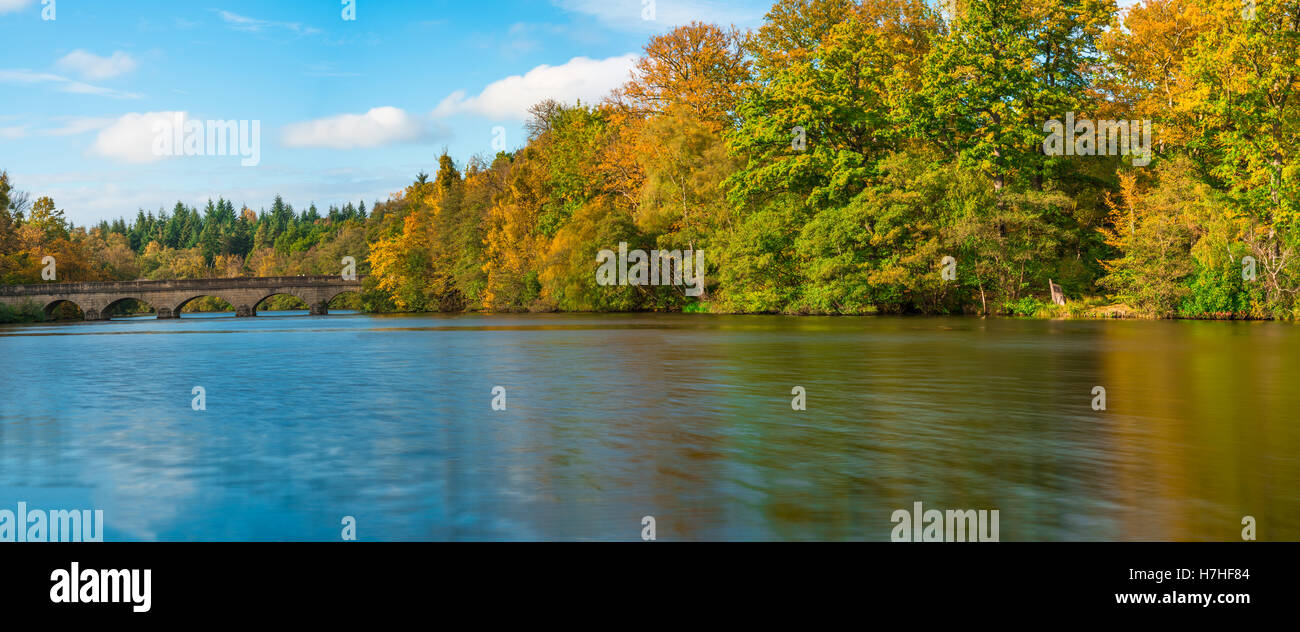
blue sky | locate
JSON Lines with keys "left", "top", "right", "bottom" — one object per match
{"left": 0, "top": 0, "right": 1140, "bottom": 226}
{"left": 0, "top": 0, "right": 773, "bottom": 225}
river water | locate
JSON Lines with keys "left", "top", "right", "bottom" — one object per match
{"left": 1, "top": 313, "right": 1296, "bottom": 541}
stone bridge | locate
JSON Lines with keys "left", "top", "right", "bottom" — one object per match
{"left": 0, "top": 275, "right": 365, "bottom": 321}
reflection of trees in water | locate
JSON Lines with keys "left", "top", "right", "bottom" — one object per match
{"left": 1098, "top": 321, "right": 1300, "bottom": 541}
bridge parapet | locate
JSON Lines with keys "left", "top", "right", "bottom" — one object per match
{"left": 0, "top": 275, "right": 364, "bottom": 296}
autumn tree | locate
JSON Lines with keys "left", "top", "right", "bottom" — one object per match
{"left": 912, "top": 0, "right": 1116, "bottom": 191}
{"left": 1099, "top": 0, "right": 1210, "bottom": 147}
{"left": 614, "top": 21, "right": 751, "bottom": 128}
{"left": 1176, "top": 0, "right": 1300, "bottom": 312}
{"left": 731, "top": 0, "right": 940, "bottom": 208}
{"left": 28, "top": 197, "right": 68, "bottom": 241}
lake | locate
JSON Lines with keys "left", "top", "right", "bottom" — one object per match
{"left": 1, "top": 313, "right": 1296, "bottom": 541}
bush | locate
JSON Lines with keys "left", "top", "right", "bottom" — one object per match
{"left": 1178, "top": 262, "right": 1252, "bottom": 319}
{"left": 1003, "top": 296, "right": 1051, "bottom": 317}
{"left": 0, "top": 300, "right": 46, "bottom": 323}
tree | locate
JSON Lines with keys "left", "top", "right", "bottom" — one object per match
{"left": 729, "top": 0, "right": 939, "bottom": 208}
{"left": 636, "top": 107, "right": 738, "bottom": 279}
{"left": 1176, "top": 0, "right": 1300, "bottom": 313}
{"left": 28, "top": 196, "right": 68, "bottom": 241}
{"left": 614, "top": 22, "right": 751, "bottom": 128}
{"left": 0, "top": 171, "right": 17, "bottom": 255}
{"left": 1098, "top": 160, "right": 1206, "bottom": 315}
{"left": 1099, "top": 0, "right": 1211, "bottom": 148}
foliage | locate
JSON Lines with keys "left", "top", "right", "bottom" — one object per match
{"left": 0, "top": 299, "right": 44, "bottom": 324}
{"left": 6, "top": 1, "right": 1300, "bottom": 321}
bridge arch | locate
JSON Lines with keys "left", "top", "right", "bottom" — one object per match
{"left": 43, "top": 299, "right": 86, "bottom": 321}
{"left": 254, "top": 292, "right": 312, "bottom": 316}
{"left": 173, "top": 294, "right": 242, "bottom": 318}
{"left": 102, "top": 297, "right": 156, "bottom": 319}
{"left": 252, "top": 287, "right": 333, "bottom": 316}
{"left": 326, "top": 288, "right": 362, "bottom": 311}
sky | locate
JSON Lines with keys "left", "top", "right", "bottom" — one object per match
{"left": 0, "top": 0, "right": 773, "bottom": 225}
{"left": 0, "top": 0, "right": 1141, "bottom": 227}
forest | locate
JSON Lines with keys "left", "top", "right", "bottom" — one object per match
{"left": 3, "top": 0, "right": 1300, "bottom": 322}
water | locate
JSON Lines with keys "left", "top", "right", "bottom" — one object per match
{"left": 1, "top": 313, "right": 1296, "bottom": 541}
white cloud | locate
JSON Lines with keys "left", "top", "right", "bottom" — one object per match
{"left": 88, "top": 111, "right": 188, "bottom": 164}
{"left": 281, "top": 107, "right": 435, "bottom": 149}
{"left": 0, "top": 70, "right": 63, "bottom": 83}
{"left": 433, "top": 54, "right": 638, "bottom": 120}
{"left": 216, "top": 10, "right": 321, "bottom": 36}
{"left": 0, "top": 69, "right": 141, "bottom": 99}
{"left": 47, "top": 117, "right": 115, "bottom": 136}
{"left": 56, "top": 50, "right": 139, "bottom": 81}
{"left": 62, "top": 81, "right": 138, "bottom": 98}
{"left": 0, "top": 0, "right": 35, "bottom": 15}
{"left": 0, "top": 116, "right": 110, "bottom": 139}
{"left": 552, "top": 0, "right": 768, "bottom": 30}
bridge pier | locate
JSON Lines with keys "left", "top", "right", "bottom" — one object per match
{"left": 156, "top": 307, "right": 177, "bottom": 319}
{"left": 83, "top": 309, "right": 107, "bottom": 321}
{"left": 235, "top": 305, "right": 256, "bottom": 318}
{"left": 309, "top": 302, "right": 328, "bottom": 316}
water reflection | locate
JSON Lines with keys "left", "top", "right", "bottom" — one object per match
{"left": 0, "top": 314, "right": 1295, "bottom": 540}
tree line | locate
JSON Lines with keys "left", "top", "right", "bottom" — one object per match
{"left": 4, "top": 0, "right": 1300, "bottom": 321}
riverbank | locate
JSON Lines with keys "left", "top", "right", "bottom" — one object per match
{"left": 1, "top": 292, "right": 1285, "bottom": 324}
{"left": 4, "top": 304, "right": 1286, "bottom": 324}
